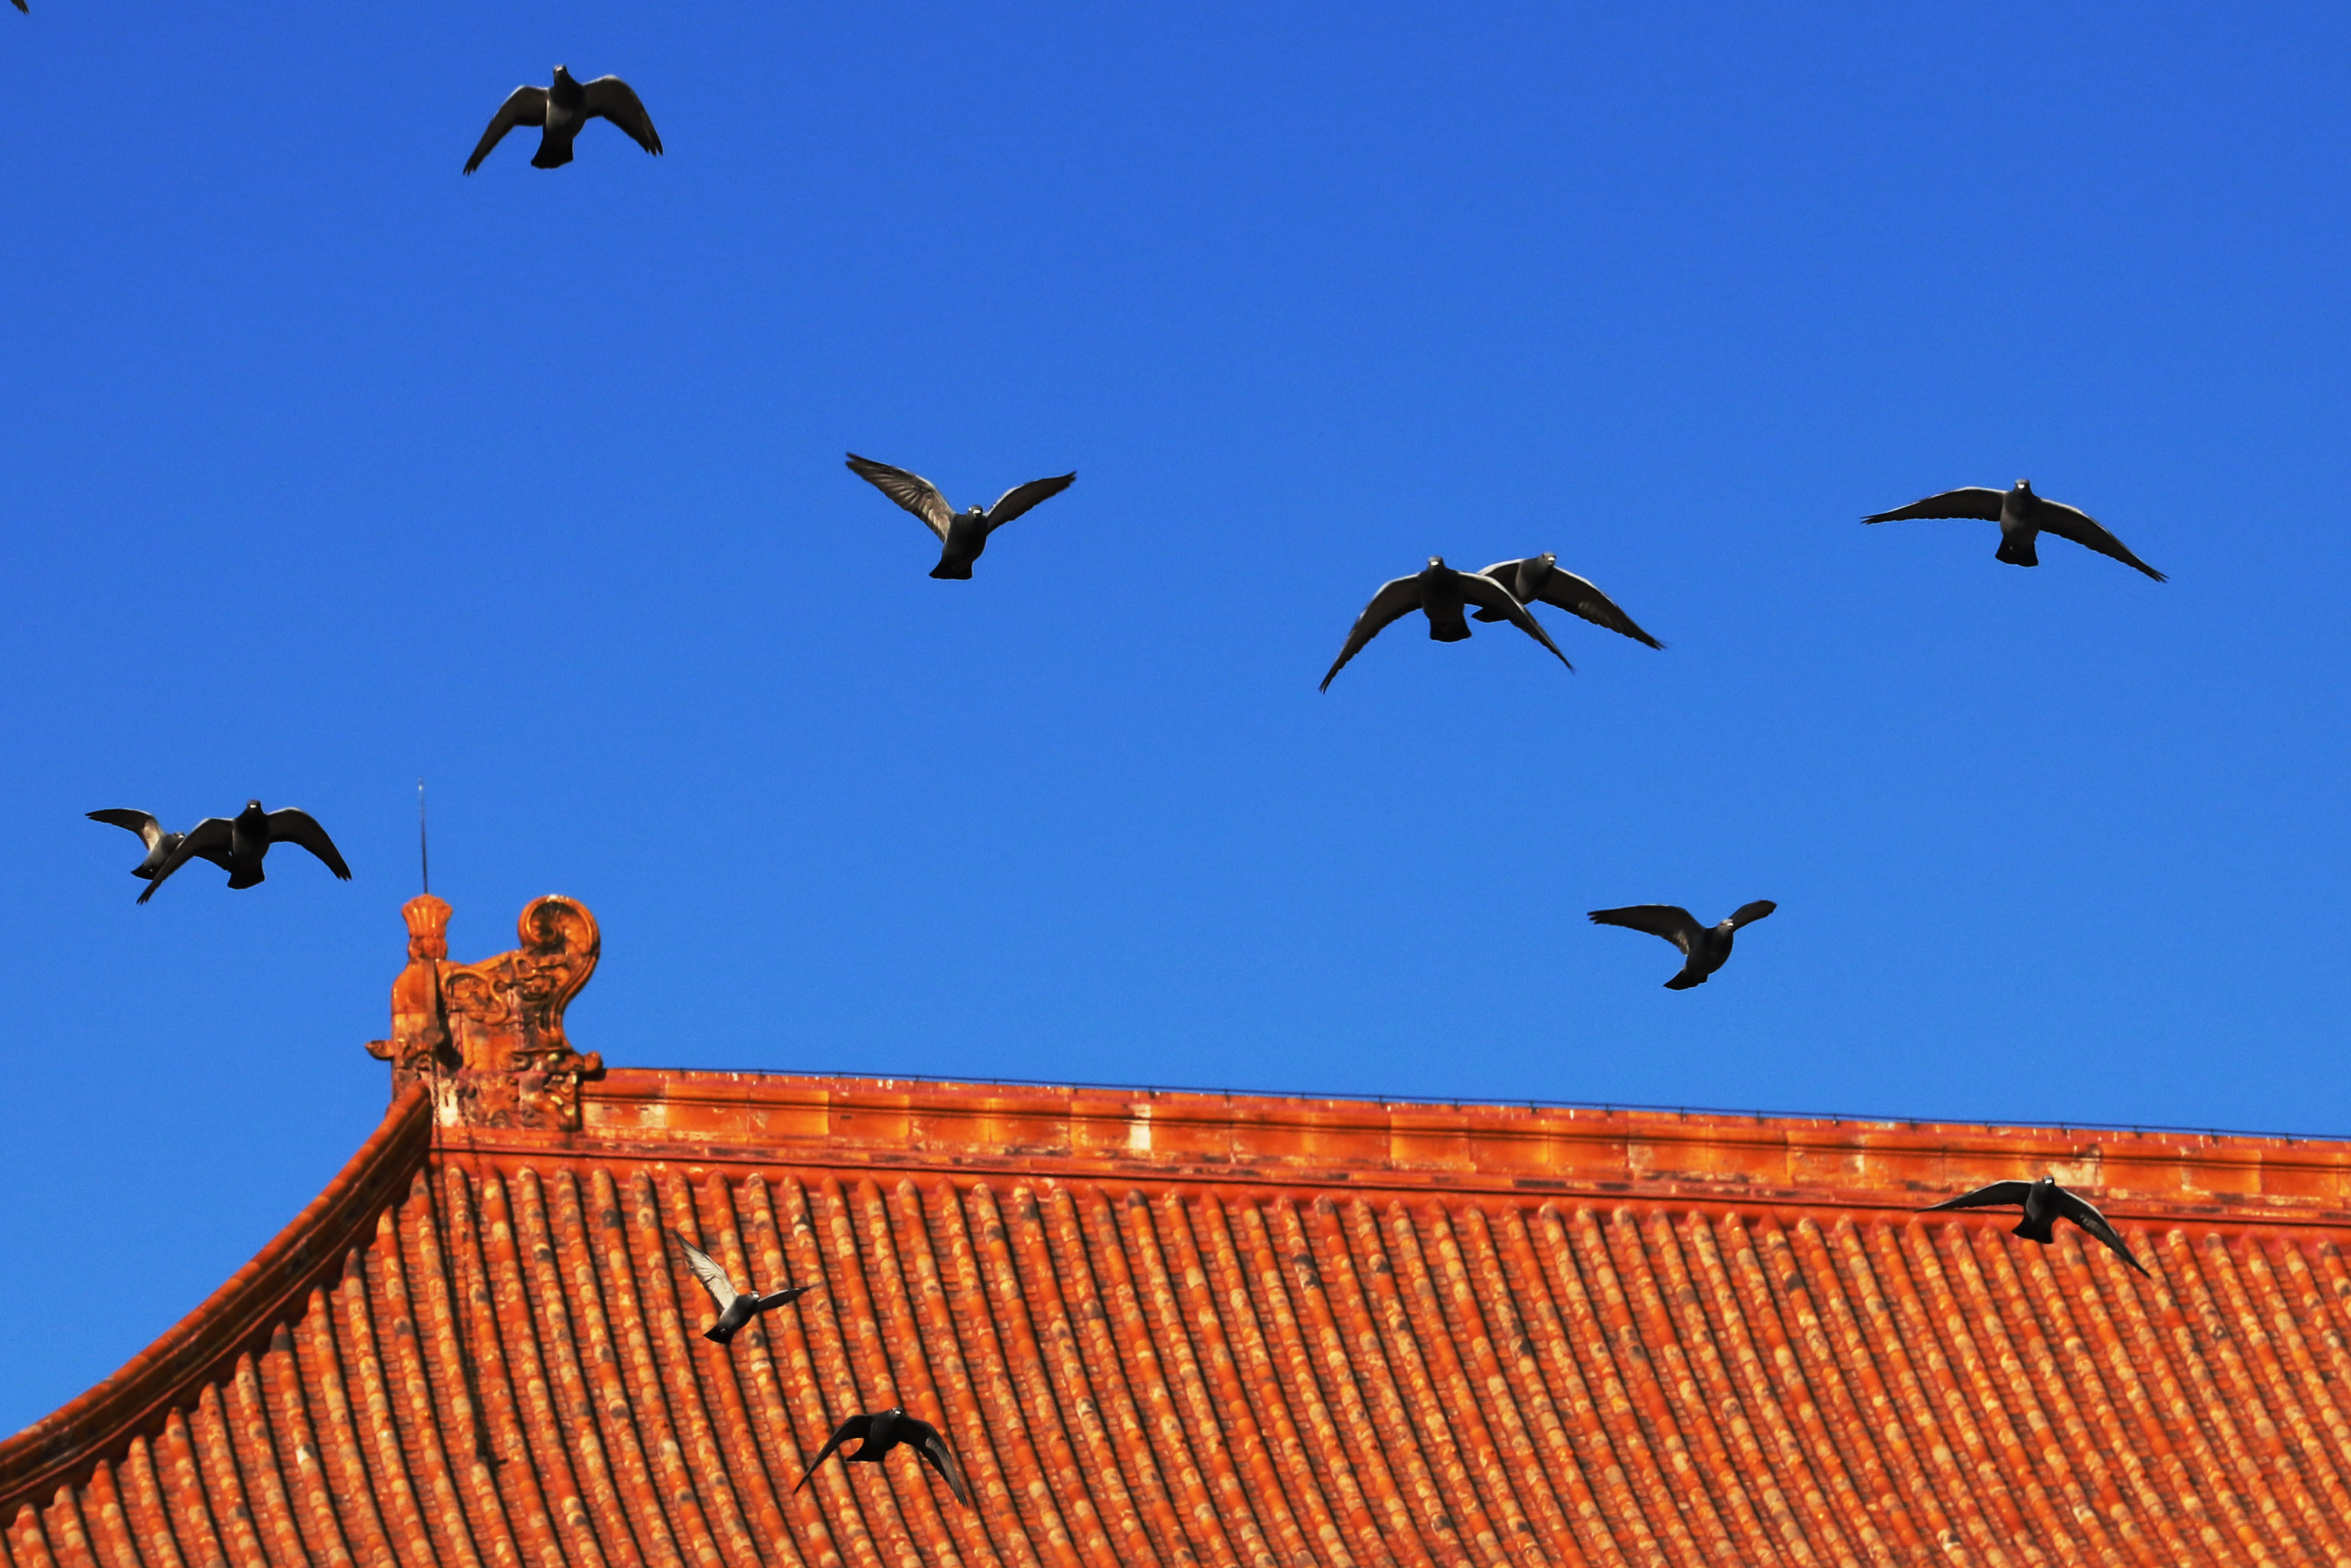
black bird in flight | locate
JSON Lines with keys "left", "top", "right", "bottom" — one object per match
{"left": 465, "top": 66, "right": 663, "bottom": 173}
{"left": 1321, "top": 557, "right": 1571, "bottom": 691}
{"left": 87, "top": 809, "right": 207, "bottom": 882}
{"left": 1474, "top": 554, "right": 1665, "bottom": 649}
{"left": 136, "top": 800, "right": 351, "bottom": 903}
{"left": 1862, "top": 479, "right": 2165, "bottom": 582}
{"left": 668, "top": 1230, "right": 817, "bottom": 1344}
{"left": 1922, "top": 1174, "right": 2150, "bottom": 1276}
{"left": 845, "top": 454, "right": 1076, "bottom": 579}
{"left": 1589, "top": 900, "right": 1776, "bottom": 989}
{"left": 795, "top": 1409, "right": 971, "bottom": 1507}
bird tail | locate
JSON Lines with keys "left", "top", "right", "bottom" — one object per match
{"left": 531, "top": 138, "right": 575, "bottom": 170}
{"left": 1427, "top": 608, "right": 1472, "bottom": 642}
{"left": 227, "top": 867, "right": 265, "bottom": 890}
{"left": 2011, "top": 1216, "right": 2055, "bottom": 1243}
{"left": 929, "top": 560, "right": 975, "bottom": 580}
{"left": 1995, "top": 532, "right": 2039, "bottom": 567}
{"left": 1663, "top": 972, "right": 1705, "bottom": 990}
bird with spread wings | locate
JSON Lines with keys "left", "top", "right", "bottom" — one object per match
{"left": 1321, "top": 556, "right": 1571, "bottom": 690}
{"left": 795, "top": 1409, "right": 971, "bottom": 1507}
{"left": 667, "top": 1230, "right": 817, "bottom": 1344}
{"left": 1863, "top": 479, "right": 2165, "bottom": 581}
{"left": 1588, "top": 900, "right": 1777, "bottom": 989}
{"left": 1473, "top": 553, "right": 1664, "bottom": 649}
{"left": 465, "top": 66, "right": 662, "bottom": 173}
{"left": 1922, "top": 1175, "right": 2150, "bottom": 1276}
{"left": 845, "top": 453, "right": 1076, "bottom": 579}
{"left": 87, "top": 809, "right": 210, "bottom": 882}
{"left": 138, "top": 801, "right": 351, "bottom": 904}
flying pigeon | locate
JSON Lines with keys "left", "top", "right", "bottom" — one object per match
{"left": 1588, "top": 900, "right": 1776, "bottom": 989}
{"left": 845, "top": 453, "right": 1076, "bottom": 579}
{"left": 1321, "top": 556, "right": 1572, "bottom": 691}
{"left": 1921, "top": 1174, "right": 2150, "bottom": 1276}
{"left": 136, "top": 800, "right": 352, "bottom": 903}
{"left": 795, "top": 1409, "right": 970, "bottom": 1507}
{"left": 1862, "top": 480, "right": 2164, "bottom": 581}
{"left": 1473, "top": 554, "right": 1664, "bottom": 648}
{"left": 465, "top": 66, "right": 662, "bottom": 173}
{"left": 87, "top": 809, "right": 214, "bottom": 881}
{"left": 667, "top": 1229, "right": 817, "bottom": 1344}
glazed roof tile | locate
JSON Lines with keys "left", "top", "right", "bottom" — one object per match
{"left": 8, "top": 897, "right": 2351, "bottom": 1567}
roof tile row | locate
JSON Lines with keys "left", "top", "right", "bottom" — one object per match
{"left": 11, "top": 1071, "right": 2351, "bottom": 1565}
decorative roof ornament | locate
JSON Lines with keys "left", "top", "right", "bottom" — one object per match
{"left": 365, "top": 893, "right": 604, "bottom": 1130}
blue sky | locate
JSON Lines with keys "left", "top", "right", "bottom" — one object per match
{"left": 2, "top": 2, "right": 2347, "bottom": 1429}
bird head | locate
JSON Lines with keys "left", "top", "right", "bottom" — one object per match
{"left": 1534, "top": 551, "right": 1557, "bottom": 568}
{"left": 553, "top": 64, "right": 576, "bottom": 84}
{"left": 2014, "top": 478, "right": 2034, "bottom": 493}
{"left": 1425, "top": 555, "right": 1446, "bottom": 570}
{"left": 243, "top": 799, "right": 264, "bottom": 812}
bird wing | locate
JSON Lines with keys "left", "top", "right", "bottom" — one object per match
{"left": 1860, "top": 487, "right": 2007, "bottom": 524}
{"left": 266, "top": 809, "right": 353, "bottom": 879}
{"left": 1586, "top": 905, "right": 1703, "bottom": 956}
{"left": 138, "top": 817, "right": 233, "bottom": 903}
{"left": 1319, "top": 575, "right": 1425, "bottom": 691}
{"left": 1726, "top": 900, "right": 1778, "bottom": 929}
{"left": 1525, "top": 566, "right": 1664, "bottom": 648}
{"left": 753, "top": 1282, "right": 818, "bottom": 1313}
{"left": 464, "top": 85, "right": 547, "bottom": 174}
{"left": 88, "top": 808, "right": 166, "bottom": 854}
{"left": 1456, "top": 571, "right": 1573, "bottom": 671}
{"left": 1918, "top": 1180, "right": 2036, "bottom": 1214}
{"left": 2051, "top": 1188, "right": 2152, "bottom": 1276}
{"left": 2027, "top": 498, "right": 2167, "bottom": 582}
{"left": 901, "top": 1416, "right": 972, "bottom": 1506}
{"left": 980, "top": 472, "right": 1076, "bottom": 531}
{"left": 1468, "top": 559, "right": 1533, "bottom": 619}
{"left": 794, "top": 1415, "right": 873, "bottom": 1493}
{"left": 581, "top": 76, "right": 663, "bottom": 155}
{"left": 668, "top": 1230, "right": 741, "bottom": 1312}
{"left": 846, "top": 454, "right": 955, "bottom": 541}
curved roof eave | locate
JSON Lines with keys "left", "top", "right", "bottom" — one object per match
{"left": 0, "top": 1085, "right": 430, "bottom": 1517}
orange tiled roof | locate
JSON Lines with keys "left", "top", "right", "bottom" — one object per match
{"left": 9, "top": 897, "right": 2351, "bottom": 1568}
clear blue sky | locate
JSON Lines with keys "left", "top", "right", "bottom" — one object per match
{"left": 2, "top": 2, "right": 2346, "bottom": 1430}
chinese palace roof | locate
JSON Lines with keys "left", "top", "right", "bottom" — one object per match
{"left": 8, "top": 895, "right": 2351, "bottom": 1568}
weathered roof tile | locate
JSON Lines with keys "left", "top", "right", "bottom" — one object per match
{"left": 17, "top": 1020, "right": 2351, "bottom": 1568}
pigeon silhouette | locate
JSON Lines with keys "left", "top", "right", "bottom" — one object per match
{"left": 1588, "top": 900, "right": 1776, "bottom": 988}
{"left": 87, "top": 809, "right": 215, "bottom": 882}
{"left": 795, "top": 1409, "right": 970, "bottom": 1506}
{"left": 11, "top": 2, "right": 28, "bottom": 15}
{"left": 1473, "top": 554, "right": 1664, "bottom": 648}
{"left": 1321, "top": 557, "right": 1572, "bottom": 691}
{"left": 465, "top": 66, "right": 662, "bottom": 173}
{"left": 667, "top": 1230, "right": 817, "bottom": 1344}
{"left": 845, "top": 454, "right": 1076, "bottom": 579}
{"left": 1922, "top": 1175, "right": 2150, "bottom": 1276}
{"left": 137, "top": 800, "right": 351, "bottom": 903}
{"left": 1862, "top": 480, "right": 2164, "bottom": 581}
